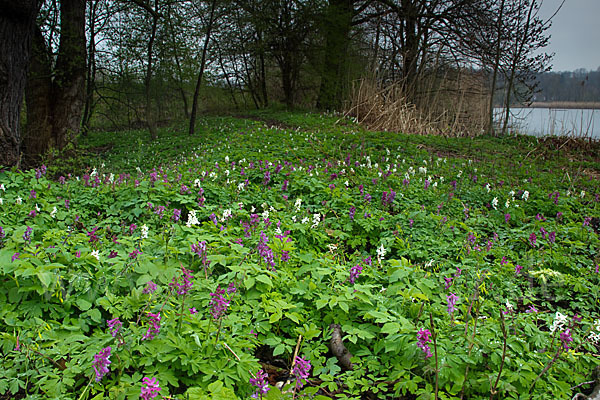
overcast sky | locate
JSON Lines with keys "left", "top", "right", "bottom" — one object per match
{"left": 536, "top": 0, "right": 600, "bottom": 72}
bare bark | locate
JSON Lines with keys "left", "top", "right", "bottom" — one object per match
{"left": 329, "top": 324, "right": 354, "bottom": 371}
{"left": 0, "top": 0, "right": 39, "bottom": 167}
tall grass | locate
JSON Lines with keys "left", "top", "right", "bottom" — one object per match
{"left": 345, "top": 70, "right": 489, "bottom": 137}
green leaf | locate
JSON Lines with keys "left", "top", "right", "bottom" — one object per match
{"left": 76, "top": 299, "right": 92, "bottom": 311}
{"left": 256, "top": 274, "right": 273, "bottom": 288}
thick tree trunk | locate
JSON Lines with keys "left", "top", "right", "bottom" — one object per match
{"left": 52, "top": 0, "right": 86, "bottom": 149}
{"left": 317, "top": 0, "right": 353, "bottom": 111}
{"left": 24, "top": 27, "right": 53, "bottom": 164}
{"left": 0, "top": 0, "right": 39, "bottom": 167}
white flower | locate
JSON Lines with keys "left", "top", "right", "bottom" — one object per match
{"left": 522, "top": 191, "right": 529, "bottom": 201}
{"left": 491, "top": 197, "right": 498, "bottom": 210}
{"left": 141, "top": 224, "right": 149, "bottom": 238}
{"left": 35, "top": 204, "right": 40, "bottom": 212}
{"left": 486, "top": 183, "right": 491, "bottom": 193}
{"left": 311, "top": 213, "right": 320, "bottom": 228}
{"left": 0, "top": 198, "right": 3, "bottom": 205}
{"left": 250, "top": 206, "right": 256, "bottom": 213}
{"left": 237, "top": 182, "right": 245, "bottom": 191}
{"left": 275, "top": 227, "right": 282, "bottom": 235}
{"left": 594, "top": 319, "right": 600, "bottom": 332}
{"left": 457, "top": 170, "right": 463, "bottom": 178}
{"left": 16, "top": 197, "right": 22, "bottom": 205}
{"left": 376, "top": 244, "right": 387, "bottom": 260}
{"left": 222, "top": 208, "right": 232, "bottom": 221}
{"left": 327, "top": 243, "right": 338, "bottom": 253}
{"left": 505, "top": 199, "right": 510, "bottom": 208}
{"left": 550, "top": 312, "right": 568, "bottom": 333}
{"left": 50, "top": 206, "right": 57, "bottom": 218}
{"left": 91, "top": 250, "right": 100, "bottom": 260}
{"left": 0, "top": 184, "right": 5, "bottom": 191}
{"left": 580, "top": 190, "right": 585, "bottom": 198}
{"left": 262, "top": 210, "right": 269, "bottom": 220}
{"left": 505, "top": 300, "right": 514, "bottom": 312}
{"left": 419, "top": 166, "right": 427, "bottom": 175}
{"left": 301, "top": 217, "right": 309, "bottom": 224}
{"left": 344, "top": 180, "right": 349, "bottom": 187}
{"left": 136, "top": 167, "right": 142, "bottom": 174}
{"left": 108, "top": 173, "right": 114, "bottom": 183}
{"left": 294, "top": 198, "right": 302, "bottom": 211}
{"left": 194, "top": 179, "right": 201, "bottom": 188}
{"left": 186, "top": 211, "right": 199, "bottom": 228}
{"left": 589, "top": 332, "right": 600, "bottom": 344}
{"left": 291, "top": 215, "right": 297, "bottom": 222}
{"left": 225, "top": 155, "right": 229, "bottom": 163}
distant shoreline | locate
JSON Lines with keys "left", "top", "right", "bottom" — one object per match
{"left": 512, "top": 102, "right": 600, "bottom": 110}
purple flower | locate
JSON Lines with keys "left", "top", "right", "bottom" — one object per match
{"left": 529, "top": 232, "right": 537, "bottom": 247}
{"left": 349, "top": 206, "right": 356, "bottom": 220}
{"left": 447, "top": 292, "right": 458, "bottom": 315}
{"left": 12, "top": 253, "right": 20, "bottom": 263}
{"left": 348, "top": 262, "right": 363, "bottom": 284}
{"left": 142, "top": 313, "right": 161, "bottom": 340}
{"left": 515, "top": 264, "right": 523, "bottom": 275}
{"left": 170, "top": 266, "right": 194, "bottom": 296}
{"left": 444, "top": 277, "right": 453, "bottom": 290}
{"left": 258, "top": 231, "right": 275, "bottom": 268}
{"left": 140, "top": 377, "right": 161, "bottom": 400}
{"left": 0, "top": 226, "right": 5, "bottom": 240}
{"left": 417, "top": 329, "right": 433, "bottom": 358}
{"left": 92, "top": 347, "right": 111, "bottom": 382}
{"left": 505, "top": 213, "right": 510, "bottom": 223}
{"left": 30, "top": 189, "right": 37, "bottom": 199}
{"left": 227, "top": 282, "right": 237, "bottom": 294}
{"left": 526, "top": 305, "right": 538, "bottom": 313}
{"left": 129, "top": 248, "right": 142, "bottom": 259}
{"left": 143, "top": 281, "right": 157, "bottom": 294}
{"left": 107, "top": 318, "right": 122, "bottom": 337}
{"left": 189, "top": 307, "right": 198, "bottom": 315}
{"left": 209, "top": 286, "right": 230, "bottom": 321}
{"left": 23, "top": 226, "right": 33, "bottom": 243}
{"left": 250, "top": 369, "right": 270, "bottom": 398}
{"left": 583, "top": 217, "right": 592, "bottom": 227}
{"left": 292, "top": 356, "right": 311, "bottom": 389}
{"left": 560, "top": 329, "right": 573, "bottom": 349}
{"left": 500, "top": 256, "right": 508, "bottom": 265}
{"left": 172, "top": 208, "right": 181, "bottom": 222}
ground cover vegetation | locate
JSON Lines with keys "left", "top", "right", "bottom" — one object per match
{"left": 1, "top": 112, "right": 599, "bottom": 399}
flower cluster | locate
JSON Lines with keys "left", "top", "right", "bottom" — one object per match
{"left": 258, "top": 231, "right": 275, "bottom": 269}
{"left": 417, "top": 329, "right": 433, "bottom": 358}
{"left": 292, "top": 356, "right": 311, "bottom": 389}
{"left": 170, "top": 265, "right": 194, "bottom": 296}
{"left": 446, "top": 293, "right": 459, "bottom": 315}
{"left": 140, "top": 377, "right": 161, "bottom": 399}
{"left": 92, "top": 346, "right": 112, "bottom": 382}
{"left": 107, "top": 318, "right": 122, "bottom": 337}
{"left": 209, "top": 286, "right": 230, "bottom": 321}
{"left": 250, "top": 369, "right": 270, "bottom": 398}
{"left": 142, "top": 312, "right": 161, "bottom": 340}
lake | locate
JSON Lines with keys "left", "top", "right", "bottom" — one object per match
{"left": 494, "top": 107, "right": 599, "bottom": 139}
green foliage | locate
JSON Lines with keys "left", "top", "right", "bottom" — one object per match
{"left": 1, "top": 112, "right": 599, "bottom": 399}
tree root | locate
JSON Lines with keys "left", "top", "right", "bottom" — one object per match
{"left": 572, "top": 366, "right": 600, "bottom": 400}
{"left": 329, "top": 324, "right": 353, "bottom": 371}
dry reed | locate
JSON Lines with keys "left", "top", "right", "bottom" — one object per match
{"left": 345, "top": 71, "right": 489, "bottom": 137}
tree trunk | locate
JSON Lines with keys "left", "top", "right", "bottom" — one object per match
{"left": 487, "top": 0, "right": 505, "bottom": 136}
{"left": 0, "top": 0, "right": 39, "bottom": 167}
{"left": 317, "top": 0, "right": 353, "bottom": 110}
{"left": 145, "top": 3, "right": 159, "bottom": 140}
{"left": 24, "top": 27, "right": 53, "bottom": 165}
{"left": 189, "top": 0, "right": 218, "bottom": 136}
{"left": 52, "top": 0, "right": 87, "bottom": 150}
{"left": 82, "top": 0, "right": 100, "bottom": 134}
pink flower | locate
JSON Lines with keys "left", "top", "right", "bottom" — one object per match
{"left": 92, "top": 347, "right": 111, "bottom": 382}
{"left": 140, "top": 377, "right": 161, "bottom": 400}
